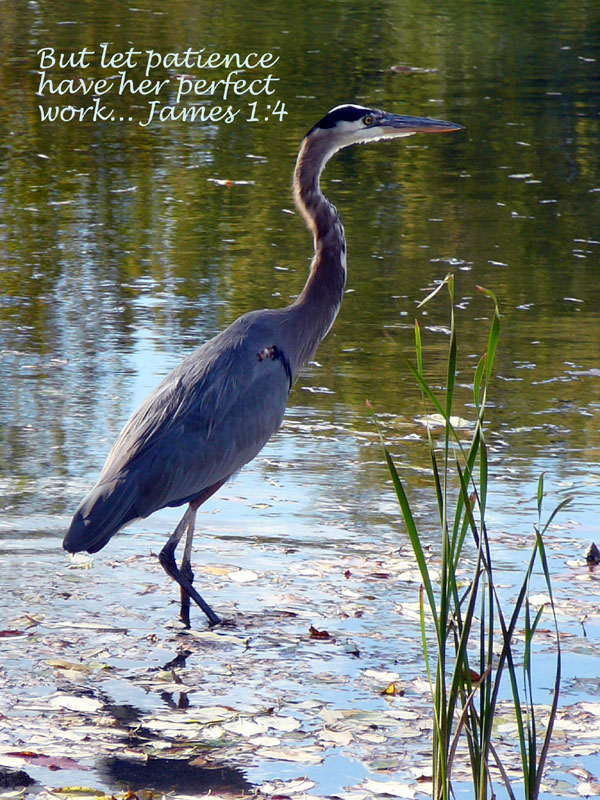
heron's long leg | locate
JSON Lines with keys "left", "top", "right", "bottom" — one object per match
{"left": 159, "top": 507, "right": 219, "bottom": 627}
{"left": 179, "top": 507, "right": 197, "bottom": 628}
{"left": 158, "top": 478, "right": 228, "bottom": 627}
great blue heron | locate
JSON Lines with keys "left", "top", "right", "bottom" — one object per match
{"left": 64, "top": 104, "right": 463, "bottom": 627}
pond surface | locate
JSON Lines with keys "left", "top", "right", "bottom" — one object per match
{"left": 1, "top": 1, "right": 600, "bottom": 798}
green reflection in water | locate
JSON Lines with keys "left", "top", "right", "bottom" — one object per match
{"left": 0, "top": 0, "right": 599, "bottom": 522}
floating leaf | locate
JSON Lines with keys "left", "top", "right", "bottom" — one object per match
{"left": 255, "top": 746, "right": 323, "bottom": 764}
{"left": 186, "top": 630, "right": 247, "bottom": 646}
{"left": 319, "top": 729, "right": 353, "bottom": 746}
{"left": 256, "top": 715, "right": 302, "bottom": 732}
{"left": 7, "top": 753, "right": 90, "bottom": 771}
{"left": 48, "top": 696, "right": 102, "bottom": 714}
{"left": 309, "top": 625, "right": 331, "bottom": 640}
{"left": 223, "top": 718, "right": 268, "bottom": 737}
{"left": 229, "top": 569, "right": 259, "bottom": 583}
{"left": 362, "top": 779, "right": 416, "bottom": 798}
{"left": 45, "top": 660, "right": 91, "bottom": 673}
{"left": 381, "top": 682, "right": 404, "bottom": 696}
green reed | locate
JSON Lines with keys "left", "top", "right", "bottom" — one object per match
{"left": 383, "top": 275, "right": 567, "bottom": 800}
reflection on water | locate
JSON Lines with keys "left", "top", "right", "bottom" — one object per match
{"left": 102, "top": 755, "right": 252, "bottom": 796}
{"left": 1, "top": 0, "right": 600, "bottom": 795}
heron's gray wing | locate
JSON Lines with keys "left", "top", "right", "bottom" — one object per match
{"left": 65, "top": 314, "right": 293, "bottom": 553}
{"left": 128, "top": 337, "right": 292, "bottom": 518}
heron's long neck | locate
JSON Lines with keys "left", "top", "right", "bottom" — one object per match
{"left": 290, "top": 134, "right": 346, "bottom": 367}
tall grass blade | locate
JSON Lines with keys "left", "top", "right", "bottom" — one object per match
{"left": 384, "top": 449, "right": 438, "bottom": 630}
{"left": 382, "top": 279, "right": 564, "bottom": 800}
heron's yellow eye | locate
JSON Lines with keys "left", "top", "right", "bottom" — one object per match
{"left": 363, "top": 115, "right": 373, "bottom": 126}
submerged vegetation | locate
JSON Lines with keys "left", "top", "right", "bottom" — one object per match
{"left": 383, "top": 275, "right": 568, "bottom": 799}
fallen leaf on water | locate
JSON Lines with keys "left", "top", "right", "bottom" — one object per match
{"left": 44, "top": 622, "right": 127, "bottom": 633}
{"left": 45, "top": 660, "right": 91, "bottom": 673}
{"left": 256, "top": 714, "right": 302, "bottom": 733}
{"left": 580, "top": 702, "right": 600, "bottom": 716}
{"left": 186, "top": 630, "right": 247, "bottom": 646}
{"left": 258, "top": 778, "right": 316, "bottom": 796}
{"left": 309, "top": 625, "right": 331, "bottom": 640}
{"left": 381, "top": 682, "right": 404, "bottom": 697}
{"left": 319, "top": 729, "right": 353, "bottom": 746}
{"left": 248, "top": 735, "right": 281, "bottom": 747}
{"left": 577, "top": 782, "right": 600, "bottom": 796}
{"left": 255, "top": 745, "right": 323, "bottom": 764}
{"left": 362, "top": 779, "right": 416, "bottom": 798}
{"left": 277, "top": 778, "right": 316, "bottom": 794}
{"left": 0, "top": 631, "right": 24, "bottom": 638}
{"left": 202, "top": 565, "right": 235, "bottom": 576}
{"left": 229, "top": 569, "right": 259, "bottom": 583}
{"left": 364, "top": 669, "right": 401, "bottom": 683}
{"left": 223, "top": 718, "right": 268, "bottom": 737}
{"left": 7, "top": 753, "right": 90, "bottom": 771}
{"left": 197, "top": 724, "right": 225, "bottom": 741}
{"left": 48, "top": 695, "right": 102, "bottom": 714}
{"left": 358, "top": 732, "right": 387, "bottom": 743}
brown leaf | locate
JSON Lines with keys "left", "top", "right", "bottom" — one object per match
{"left": 8, "top": 752, "right": 91, "bottom": 771}
{"left": 309, "top": 625, "right": 331, "bottom": 640}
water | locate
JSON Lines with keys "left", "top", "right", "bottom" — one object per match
{"left": 1, "top": 1, "right": 600, "bottom": 797}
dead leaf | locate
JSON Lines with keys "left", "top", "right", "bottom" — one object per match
{"left": 309, "top": 625, "right": 332, "bottom": 640}
{"left": 578, "top": 782, "right": 600, "bottom": 796}
{"left": 229, "top": 569, "right": 259, "bottom": 583}
{"left": 48, "top": 695, "right": 102, "bottom": 714}
{"left": 381, "top": 682, "right": 404, "bottom": 697}
{"left": 362, "top": 779, "right": 416, "bottom": 797}
{"left": 256, "top": 715, "right": 302, "bottom": 732}
{"left": 319, "top": 729, "right": 353, "bottom": 746}
{"left": 223, "top": 718, "right": 268, "bottom": 737}
{"left": 7, "top": 752, "right": 90, "bottom": 771}
{"left": 255, "top": 746, "right": 323, "bottom": 764}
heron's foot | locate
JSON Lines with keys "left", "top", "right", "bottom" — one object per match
{"left": 158, "top": 546, "right": 221, "bottom": 627}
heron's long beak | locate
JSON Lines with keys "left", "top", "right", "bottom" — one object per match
{"left": 381, "top": 113, "right": 464, "bottom": 133}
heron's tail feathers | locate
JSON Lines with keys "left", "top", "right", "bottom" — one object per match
{"left": 63, "top": 478, "right": 136, "bottom": 554}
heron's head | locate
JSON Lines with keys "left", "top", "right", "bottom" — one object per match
{"left": 305, "top": 104, "right": 463, "bottom": 152}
